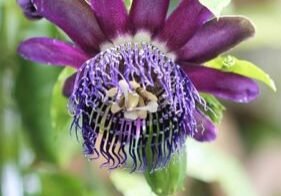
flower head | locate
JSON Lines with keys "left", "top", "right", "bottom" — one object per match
{"left": 18, "top": 0, "right": 259, "bottom": 172}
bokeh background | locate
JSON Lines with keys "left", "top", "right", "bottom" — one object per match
{"left": 0, "top": 0, "right": 281, "bottom": 195}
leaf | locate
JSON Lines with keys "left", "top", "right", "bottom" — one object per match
{"left": 39, "top": 171, "right": 99, "bottom": 196}
{"left": 199, "top": 0, "right": 231, "bottom": 18}
{"left": 206, "top": 55, "right": 277, "bottom": 92}
{"left": 187, "top": 140, "right": 257, "bottom": 196}
{"left": 51, "top": 67, "right": 79, "bottom": 166}
{"left": 15, "top": 60, "right": 61, "bottom": 163}
{"left": 199, "top": 93, "right": 225, "bottom": 124}
{"left": 51, "top": 67, "right": 75, "bottom": 133}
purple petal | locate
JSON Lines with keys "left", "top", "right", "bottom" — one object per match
{"left": 90, "top": 0, "right": 128, "bottom": 40}
{"left": 155, "top": 0, "right": 212, "bottom": 51}
{"left": 192, "top": 110, "right": 217, "bottom": 142}
{"left": 129, "top": 0, "right": 170, "bottom": 34}
{"left": 18, "top": 38, "right": 89, "bottom": 68}
{"left": 63, "top": 73, "right": 76, "bottom": 97}
{"left": 176, "top": 17, "right": 255, "bottom": 63}
{"left": 17, "top": 0, "right": 42, "bottom": 20}
{"left": 182, "top": 65, "right": 260, "bottom": 103}
{"left": 33, "top": 0, "right": 106, "bottom": 54}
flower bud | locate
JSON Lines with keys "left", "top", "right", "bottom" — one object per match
{"left": 145, "top": 151, "right": 187, "bottom": 196}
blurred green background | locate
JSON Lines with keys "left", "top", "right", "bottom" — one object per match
{"left": 0, "top": 0, "right": 281, "bottom": 196}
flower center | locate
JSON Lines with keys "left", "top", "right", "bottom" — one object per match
{"left": 69, "top": 42, "right": 201, "bottom": 171}
{"left": 107, "top": 80, "right": 158, "bottom": 120}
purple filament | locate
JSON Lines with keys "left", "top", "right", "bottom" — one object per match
{"left": 69, "top": 42, "right": 202, "bottom": 172}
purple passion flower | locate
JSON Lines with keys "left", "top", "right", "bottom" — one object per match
{"left": 18, "top": 0, "right": 259, "bottom": 172}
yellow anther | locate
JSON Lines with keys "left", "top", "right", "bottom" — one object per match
{"left": 106, "top": 87, "right": 118, "bottom": 97}
{"left": 126, "top": 93, "right": 140, "bottom": 110}
{"left": 111, "top": 103, "right": 122, "bottom": 114}
{"left": 109, "top": 80, "right": 158, "bottom": 120}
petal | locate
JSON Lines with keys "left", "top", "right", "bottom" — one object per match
{"left": 182, "top": 65, "right": 260, "bottom": 103}
{"left": 33, "top": 0, "right": 106, "bottom": 54}
{"left": 18, "top": 38, "right": 89, "bottom": 68}
{"left": 155, "top": 0, "right": 212, "bottom": 51}
{"left": 90, "top": 0, "right": 128, "bottom": 40}
{"left": 129, "top": 0, "right": 170, "bottom": 34}
{"left": 176, "top": 17, "right": 255, "bottom": 63}
{"left": 192, "top": 110, "right": 217, "bottom": 142}
{"left": 63, "top": 73, "right": 77, "bottom": 97}
{"left": 17, "top": 0, "right": 42, "bottom": 20}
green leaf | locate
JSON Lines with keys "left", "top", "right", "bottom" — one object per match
{"left": 40, "top": 171, "right": 98, "bottom": 196}
{"left": 15, "top": 61, "right": 61, "bottom": 163}
{"left": 206, "top": 55, "right": 277, "bottom": 92}
{"left": 187, "top": 140, "right": 257, "bottom": 196}
{"left": 51, "top": 67, "right": 79, "bottom": 166}
{"left": 199, "top": 93, "right": 225, "bottom": 124}
{"left": 199, "top": 0, "right": 231, "bottom": 18}
{"left": 51, "top": 67, "right": 75, "bottom": 133}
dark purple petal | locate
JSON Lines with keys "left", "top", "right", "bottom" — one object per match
{"left": 155, "top": 0, "right": 212, "bottom": 51}
{"left": 63, "top": 73, "right": 77, "bottom": 97}
{"left": 18, "top": 38, "right": 89, "bottom": 68}
{"left": 17, "top": 0, "right": 42, "bottom": 20}
{"left": 192, "top": 110, "right": 217, "bottom": 142}
{"left": 182, "top": 65, "right": 260, "bottom": 103}
{"left": 90, "top": 0, "right": 128, "bottom": 40}
{"left": 33, "top": 0, "right": 106, "bottom": 54}
{"left": 129, "top": 0, "right": 170, "bottom": 34}
{"left": 176, "top": 17, "right": 255, "bottom": 63}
